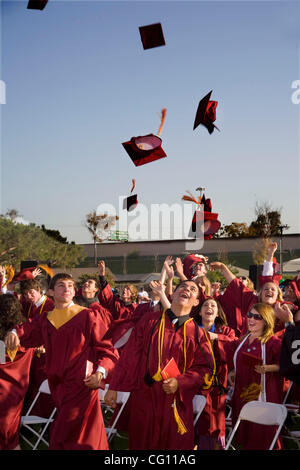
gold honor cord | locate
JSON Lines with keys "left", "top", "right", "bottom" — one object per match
{"left": 152, "top": 310, "right": 194, "bottom": 435}
{"left": 202, "top": 327, "right": 217, "bottom": 390}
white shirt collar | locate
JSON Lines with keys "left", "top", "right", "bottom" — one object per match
{"left": 35, "top": 294, "right": 46, "bottom": 308}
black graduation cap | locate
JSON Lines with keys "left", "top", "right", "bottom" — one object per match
{"left": 139, "top": 23, "right": 166, "bottom": 50}
{"left": 27, "top": 0, "right": 48, "bottom": 10}
{"left": 193, "top": 90, "right": 220, "bottom": 134}
{"left": 123, "top": 179, "right": 138, "bottom": 211}
{"left": 123, "top": 194, "right": 138, "bottom": 212}
{"left": 122, "top": 109, "right": 167, "bottom": 167}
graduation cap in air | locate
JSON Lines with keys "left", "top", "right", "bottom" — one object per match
{"left": 122, "top": 109, "right": 167, "bottom": 167}
{"left": 123, "top": 179, "right": 138, "bottom": 212}
{"left": 139, "top": 23, "right": 165, "bottom": 50}
{"left": 193, "top": 90, "right": 220, "bottom": 134}
{"left": 182, "top": 188, "right": 221, "bottom": 240}
{"left": 27, "top": 0, "right": 48, "bottom": 10}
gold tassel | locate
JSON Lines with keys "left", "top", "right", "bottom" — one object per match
{"left": 3, "top": 265, "right": 15, "bottom": 287}
{"left": 7, "top": 348, "right": 18, "bottom": 362}
{"left": 173, "top": 398, "right": 187, "bottom": 435}
{"left": 157, "top": 108, "right": 167, "bottom": 136}
{"left": 130, "top": 179, "right": 135, "bottom": 194}
{"left": 38, "top": 264, "right": 54, "bottom": 278}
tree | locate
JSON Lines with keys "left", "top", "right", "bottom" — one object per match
{"left": 5, "top": 209, "right": 22, "bottom": 222}
{"left": 248, "top": 201, "right": 287, "bottom": 238}
{"left": 0, "top": 216, "right": 85, "bottom": 269}
{"left": 85, "top": 211, "right": 119, "bottom": 266}
{"left": 214, "top": 222, "right": 250, "bottom": 239}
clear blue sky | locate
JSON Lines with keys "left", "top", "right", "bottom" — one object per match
{"left": 1, "top": 0, "right": 299, "bottom": 244}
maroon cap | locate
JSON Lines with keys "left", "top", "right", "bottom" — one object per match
{"left": 122, "top": 134, "right": 167, "bottom": 167}
{"left": 13, "top": 267, "right": 36, "bottom": 282}
{"left": 193, "top": 90, "right": 219, "bottom": 134}
{"left": 139, "top": 23, "right": 166, "bottom": 50}
{"left": 27, "top": 0, "right": 48, "bottom": 10}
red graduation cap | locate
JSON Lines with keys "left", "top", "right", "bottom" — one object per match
{"left": 182, "top": 189, "right": 221, "bottom": 240}
{"left": 122, "top": 109, "right": 167, "bottom": 167}
{"left": 182, "top": 254, "right": 209, "bottom": 280}
{"left": 139, "top": 23, "right": 166, "bottom": 50}
{"left": 193, "top": 90, "right": 220, "bottom": 134}
{"left": 123, "top": 179, "right": 138, "bottom": 212}
{"left": 13, "top": 267, "right": 36, "bottom": 282}
{"left": 258, "top": 274, "right": 282, "bottom": 289}
{"left": 27, "top": 0, "right": 48, "bottom": 10}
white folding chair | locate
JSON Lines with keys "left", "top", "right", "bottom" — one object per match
{"left": 193, "top": 394, "right": 206, "bottom": 426}
{"left": 0, "top": 340, "right": 6, "bottom": 364}
{"left": 20, "top": 379, "right": 56, "bottom": 450}
{"left": 225, "top": 401, "right": 287, "bottom": 450}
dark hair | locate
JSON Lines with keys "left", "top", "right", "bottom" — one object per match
{"left": 174, "top": 279, "right": 201, "bottom": 298}
{"left": 20, "top": 279, "right": 41, "bottom": 294}
{"left": 49, "top": 273, "right": 76, "bottom": 290}
{"left": 194, "top": 296, "right": 228, "bottom": 327}
{"left": 0, "top": 294, "right": 25, "bottom": 340}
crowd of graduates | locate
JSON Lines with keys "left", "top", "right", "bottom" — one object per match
{"left": 0, "top": 240, "right": 300, "bottom": 451}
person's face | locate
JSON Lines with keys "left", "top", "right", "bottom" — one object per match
{"left": 51, "top": 279, "right": 75, "bottom": 305}
{"left": 121, "top": 286, "right": 132, "bottom": 303}
{"left": 261, "top": 282, "right": 278, "bottom": 305}
{"left": 82, "top": 279, "right": 98, "bottom": 298}
{"left": 23, "top": 288, "right": 42, "bottom": 305}
{"left": 193, "top": 262, "right": 207, "bottom": 277}
{"left": 173, "top": 281, "right": 200, "bottom": 309}
{"left": 247, "top": 308, "right": 265, "bottom": 335}
{"left": 200, "top": 299, "right": 218, "bottom": 323}
{"left": 284, "top": 284, "right": 297, "bottom": 303}
{"left": 239, "top": 276, "right": 248, "bottom": 287}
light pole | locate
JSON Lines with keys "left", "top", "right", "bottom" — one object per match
{"left": 278, "top": 224, "right": 289, "bottom": 274}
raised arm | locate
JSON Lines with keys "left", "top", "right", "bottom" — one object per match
{"left": 262, "top": 241, "right": 278, "bottom": 276}
{"left": 149, "top": 281, "right": 171, "bottom": 310}
{"left": 209, "top": 261, "right": 236, "bottom": 284}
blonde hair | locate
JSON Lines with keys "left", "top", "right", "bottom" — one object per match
{"left": 245, "top": 277, "right": 254, "bottom": 291}
{"left": 195, "top": 276, "right": 211, "bottom": 297}
{"left": 125, "top": 284, "right": 138, "bottom": 302}
{"left": 258, "top": 282, "right": 283, "bottom": 303}
{"left": 250, "top": 303, "right": 275, "bottom": 343}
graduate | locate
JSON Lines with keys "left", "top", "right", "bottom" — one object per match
{"left": 74, "top": 276, "right": 112, "bottom": 330}
{"left": 193, "top": 297, "right": 236, "bottom": 450}
{"left": 0, "top": 294, "right": 34, "bottom": 450}
{"left": 20, "top": 277, "right": 54, "bottom": 320}
{"left": 210, "top": 260, "right": 298, "bottom": 337}
{"left": 5, "top": 273, "right": 119, "bottom": 450}
{"left": 104, "top": 279, "right": 214, "bottom": 450}
{"left": 225, "top": 303, "right": 284, "bottom": 450}
{"left": 19, "top": 277, "right": 55, "bottom": 418}
{"left": 97, "top": 260, "right": 138, "bottom": 322}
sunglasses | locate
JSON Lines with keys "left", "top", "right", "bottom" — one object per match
{"left": 247, "top": 311, "right": 263, "bottom": 321}
{"left": 240, "top": 276, "right": 247, "bottom": 281}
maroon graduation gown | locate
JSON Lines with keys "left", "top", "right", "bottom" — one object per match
{"left": 0, "top": 347, "right": 34, "bottom": 450}
{"left": 98, "top": 283, "right": 137, "bottom": 321}
{"left": 16, "top": 306, "right": 119, "bottom": 450}
{"left": 108, "top": 309, "right": 213, "bottom": 450}
{"left": 225, "top": 335, "right": 284, "bottom": 450}
{"left": 218, "top": 278, "right": 294, "bottom": 337}
{"left": 196, "top": 325, "right": 236, "bottom": 447}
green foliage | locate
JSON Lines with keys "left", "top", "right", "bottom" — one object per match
{"left": 0, "top": 216, "right": 85, "bottom": 269}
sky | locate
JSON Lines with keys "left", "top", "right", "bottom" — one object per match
{"left": 0, "top": 0, "right": 299, "bottom": 244}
